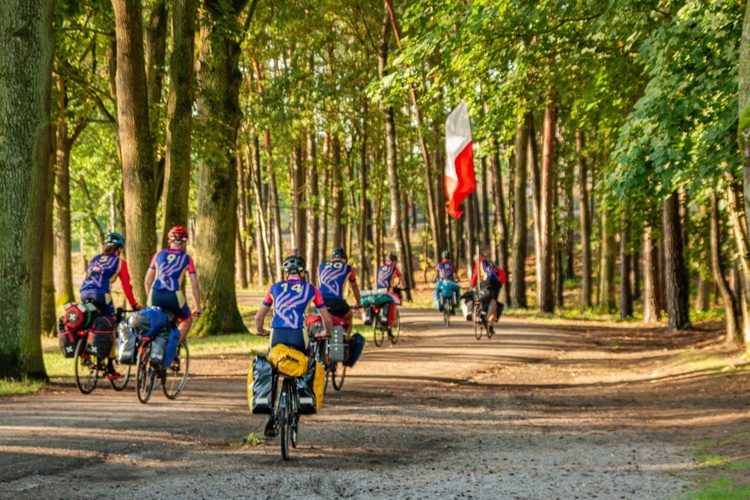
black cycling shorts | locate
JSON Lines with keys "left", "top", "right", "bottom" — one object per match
{"left": 480, "top": 280, "right": 502, "bottom": 303}
{"left": 323, "top": 298, "right": 351, "bottom": 319}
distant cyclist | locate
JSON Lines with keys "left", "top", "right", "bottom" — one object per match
{"left": 376, "top": 253, "right": 403, "bottom": 293}
{"left": 317, "top": 247, "right": 362, "bottom": 334}
{"left": 470, "top": 251, "right": 507, "bottom": 335}
{"left": 255, "top": 255, "right": 333, "bottom": 437}
{"left": 433, "top": 250, "right": 460, "bottom": 314}
{"left": 79, "top": 231, "right": 141, "bottom": 380}
{"left": 144, "top": 226, "right": 202, "bottom": 343}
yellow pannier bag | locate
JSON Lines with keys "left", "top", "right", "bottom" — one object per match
{"left": 297, "top": 359, "right": 325, "bottom": 414}
{"left": 267, "top": 344, "right": 308, "bottom": 378}
{"left": 311, "top": 360, "right": 325, "bottom": 412}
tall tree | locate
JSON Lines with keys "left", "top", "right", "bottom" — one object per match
{"left": 663, "top": 191, "right": 690, "bottom": 330}
{"left": 538, "top": 100, "right": 556, "bottom": 313}
{"left": 510, "top": 111, "right": 528, "bottom": 308}
{"left": 0, "top": 0, "right": 54, "bottom": 379}
{"left": 576, "top": 129, "right": 592, "bottom": 309}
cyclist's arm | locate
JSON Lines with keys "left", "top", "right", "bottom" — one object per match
{"left": 188, "top": 271, "right": 202, "bottom": 314}
{"left": 470, "top": 261, "right": 479, "bottom": 288}
{"left": 312, "top": 287, "right": 332, "bottom": 335}
{"left": 144, "top": 267, "right": 156, "bottom": 294}
{"left": 117, "top": 260, "right": 140, "bottom": 309}
{"left": 254, "top": 304, "right": 271, "bottom": 335}
{"left": 348, "top": 268, "right": 361, "bottom": 304}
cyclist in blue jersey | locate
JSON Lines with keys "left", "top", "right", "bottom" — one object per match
{"left": 376, "top": 253, "right": 403, "bottom": 292}
{"left": 433, "top": 250, "right": 460, "bottom": 314}
{"left": 317, "top": 247, "right": 362, "bottom": 334}
{"left": 471, "top": 251, "right": 507, "bottom": 335}
{"left": 254, "top": 255, "right": 332, "bottom": 437}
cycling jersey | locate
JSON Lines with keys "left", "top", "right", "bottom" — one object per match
{"left": 471, "top": 258, "right": 507, "bottom": 287}
{"left": 436, "top": 259, "right": 458, "bottom": 281}
{"left": 79, "top": 253, "right": 138, "bottom": 314}
{"left": 149, "top": 248, "right": 196, "bottom": 292}
{"left": 376, "top": 263, "right": 401, "bottom": 289}
{"left": 317, "top": 259, "right": 356, "bottom": 300}
{"left": 263, "top": 276, "right": 325, "bottom": 330}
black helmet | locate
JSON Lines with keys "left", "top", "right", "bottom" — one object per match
{"left": 385, "top": 253, "right": 397, "bottom": 262}
{"left": 332, "top": 247, "right": 347, "bottom": 260}
{"left": 283, "top": 255, "right": 306, "bottom": 274}
{"left": 441, "top": 250, "right": 451, "bottom": 260}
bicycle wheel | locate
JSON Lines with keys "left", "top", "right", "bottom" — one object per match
{"left": 163, "top": 341, "right": 190, "bottom": 399}
{"left": 74, "top": 339, "right": 98, "bottom": 394}
{"left": 136, "top": 344, "right": 155, "bottom": 404}
{"left": 485, "top": 315, "right": 494, "bottom": 339}
{"left": 443, "top": 298, "right": 451, "bottom": 327}
{"left": 474, "top": 304, "right": 482, "bottom": 340}
{"left": 279, "top": 382, "right": 291, "bottom": 460}
{"left": 373, "top": 322, "right": 384, "bottom": 347}
{"left": 110, "top": 362, "right": 131, "bottom": 391}
{"left": 331, "top": 362, "right": 346, "bottom": 391}
{"left": 389, "top": 309, "right": 400, "bottom": 344}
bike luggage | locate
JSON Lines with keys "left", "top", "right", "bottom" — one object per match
{"left": 247, "top": 356, "right": 273, "bottom": 414}
{"left": 116, "top": 322, "right": 137, "bottom": 365}
{"left": 378, "top": 303, "right": 390, "bottom": 326}
{"left": 328, "top": 326, "right": 346, "bottom": 363}
{"left": 87, "top": 315, "right": 115, "bottom": 358}
{"left": 150, "top": 326, "right": 180, "bottom": 369}
{"left": 61, "top": 301, "right": 98, "bottom": 331}
{"left": 363, "top": 305, "right": 374, "bottom": 326}
{"left": 344, "top": 332, "right": 365, "bottom": 367}
{"left": 57, "top": 319, "right": 78, "bottom": 358}
{"left": 267, "top": 344, "right": 308, "bottom": 377}
{"left": 129, "top": 307, "right": 170, "bottom": 339}
{"left": 297, "top": 358, "right": 324, "bottom": 415}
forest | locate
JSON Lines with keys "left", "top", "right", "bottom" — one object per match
{"left": 2, "top": 0, "right": 750, "bottom": 381}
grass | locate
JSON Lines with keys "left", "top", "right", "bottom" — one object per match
{"left": 687, "top": 433, "right": 750, "bottom": 499}
{"left": 687, "top": 476, "right": 750, "bottom": 499}
{"left": 0, "top": 378, "right": 46, "bottom": 397}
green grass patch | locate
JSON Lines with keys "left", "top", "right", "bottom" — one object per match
{"left": 0, "top": 378, "right": 46, "bottom": 397}
{"left": 687, "top": 476, "right": 750, "bottom": 499}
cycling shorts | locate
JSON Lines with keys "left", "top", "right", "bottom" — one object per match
{"left": 270, "top": 328, "right": 309, "bottom": 354}
{"left": 80, "top": 293, "right": 115, "bottom": 317}
{"left": 148, "top": 288, "right": 191, "bottom": 320}
{"left": 323, "top": 298, "right": 350, "bottom": 319}
{"left": 480, "top": 280, "right": 502, "bottom": 303}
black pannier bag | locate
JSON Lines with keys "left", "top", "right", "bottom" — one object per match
{"left": 87, "top": 316, "right": 115, "bottom": 358}
{"left": 378, "top": 303, "right": 390, "bottom": 326}
{"left": 248, "top": 356, "right": 273, "bottom": 414}
{"left": 363, "top": 305, "right": 374, "bottom": 326}
{"left": 117, "top": 322, "right": 138, "bottom": 365}
{"left": 57, "top": 319, "right": 78, "bottom": 358}
{"left": 343, "top": 333, "right": 365, "bottom": 367}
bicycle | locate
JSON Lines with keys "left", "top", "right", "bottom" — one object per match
{"left": 307, "top": 313, "right": 351, "bottom": 392}
{"left": 74, "top": 325, "right": 129, "bottom": 394}
{"left": 135, "top": 331, "right": 190, "bottom": 404}
{"left": 473, "top": 296, "right": 490, "bottom": 340}
{"left": 272, "top": 371, "right": 301, "bottom": 460}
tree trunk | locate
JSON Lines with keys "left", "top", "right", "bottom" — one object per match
{"left": 331, "top": 134, "right": 344, "bottom": 249}
{"left": 0, "top": 0, "right": 53, "bottom": 379}
{"left": 620, "top": 217, "right": 633, "bottom": 319}
{"left": 528, "top": 112, "right": 542, "bottom": 306}
{"left": 599, "top": 207, "right": 616, "bottom": 312}
{"left": 489, "top": 136, "right": 509, "bottom": 305}
{"left": 511, "top": 111, "right": 528, "bottom": 308}
{"left": 291, "top": 138, "right": 306, "bottom": 256}
{"left": 266, "top": 131, "right": 283, "bottom": 280}
{"left": 663, "top": 191, "right": 691, "bottom": 330}
{"left": 709, "top": 191, "right": 738, "bottom": 341}
{"left": 249, "top": 135, "right": 270, "bottom": 285}
{"left": 433, "top": 122, "right": 447, "bottom": 256}
{"left": 306, "top": 128, "right": 320, "bottom": 279}
{"left": 538, "top": 100, "right": 556, "bottom": 312}
{"left": 161, "top": 0, "right": 195, "bottom": 246}
{"left": 54, "top": 77, "right": 76, "bottom": 306}
{"left": 725, "top": 177, "right": 750, "bottom": 346}
{"left": 41, "top": 135, "right": 55, "bottom": 334}
{"left": 643, "top": 225, "right": 660, "bottom": 323}
{"left": 146, "top": 0, "right": 168, "bottom": 201}
{"left": 737, "top": 0, "right": 750, "bottom": 226}
{"left": 481, "top": 157, "right": 490, "bottom": 245}
{"left": 112, "top": 0, "right": 156, "bottom": 306}
{"left": 319, "top": 134, "right": 330, "bottom": 265}
{"left": 193, "top": 0, "right": 250, "bottom": 334}
{"left": 359, "top": 114, "right": 370, "bottom": 286}
{"left": 632, "top": 251, "right": 641, "bottom": 300}
{"left": 236, "top": 152, "right": 248, "bottom": 288}
{"left": 576, "top": 130, "right": 592, "bottom": 309}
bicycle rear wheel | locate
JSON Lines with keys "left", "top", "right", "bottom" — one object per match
{"left": 331, "top": 362, "right": 346, "bottom": 391}
{"left": 163, "top": 341, "right": 190, "bottom": 399}
{"left": 373, "top": 322, "right": 384, "bottom": 347}
{"left": 136, "top": 344, "right": 155, "bottom": 404}
{"left": 443, "top": 298, "right": 451, "bottom": 327}
{"left": 389, "top": 309, "right": 400, "bottom": 344}
{"left": 110, "top": 362, "right": 131, "bottom": 391}
{"left": 474, "top": 304, "right": 483, "bottom": 340}
{"left": 74, "top": 339, "right": 98, "bottom": 394}
{"left": 279, "top": 382, "right": 291, "bottom": 460}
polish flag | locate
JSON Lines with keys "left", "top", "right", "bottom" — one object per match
{"left": 445, "top": 101, "right": 476, "bottom": 219}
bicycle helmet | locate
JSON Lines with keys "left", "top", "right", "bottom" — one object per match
{"left": 332, "top": 247, "right": 347, "bottom": 260}
{"left": 104, "top": 232, "right": 125, "bottom": 248}
{"left": 441, "top": 250, "right": 451, "bottom": 260}
{"left": 168, "top": 225, "right": 188, "bottom": 243}
{"left": 385, "top": 253, "right": 397, "bottom": 262}
{"left": 283, "top": 255, "right": 306, "bottom": 275}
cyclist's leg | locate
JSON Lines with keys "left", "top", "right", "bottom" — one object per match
{"left": 487, "top": 282, "right": 501, "bottom": 327}
{"left": 325, "top": 298, "right": 353, "bottom": 335}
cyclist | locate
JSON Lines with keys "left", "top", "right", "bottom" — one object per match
{"left": 433, "top": 250, "right": 460, "bottom": 314}
{"left": 374, "top": 253, "right": 403, "bottom": 334}
{"left": 470, "top": 251, "right": 507, "bottom": 335}
{"left": 255, "top": 255, "right": 333, "bottom": 436}
{"left": 144, "top": 226, "right": 202, "bottom": 343}
{"left": 317, "top": 247, "right": 362, "bottom": 334}
{"left": 79, "top": 231, "right": 141, "bottom": 380}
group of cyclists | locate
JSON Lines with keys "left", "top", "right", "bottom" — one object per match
{"left": 71, "top": 226, "right": 202, "bottom": 380}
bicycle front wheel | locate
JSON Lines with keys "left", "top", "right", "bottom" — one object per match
{"left": 373, "top": 322, "right": 384, "bottom": 347}
{"left": 389, "top": 309, "right": 400, "bottom": 344}
{"left": 163, "top": 341, "right": 190, "bottom": 399}
{"left": 74, "top": 339, "right": 97, "bottom": 394}
{"left": 474, "top": 304, "right": 483, "bottom": 340}
{"left": 331, "top": 362, "right": 346, "bottom": 391}
{"left": 443, "top": 298, "right": 451, "bottom": 327}
{"left": 136, "top": 344, "right": 155, "bottom": 404}
{"left": 279, "top": 384, "right": 291, "bottom": 460}
{"left": 110, "top": 362, "right": 131, "bottom": 391}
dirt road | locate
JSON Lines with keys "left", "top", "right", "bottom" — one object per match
{"left": 3, "top": 308, "right": 738, "bottom": 498}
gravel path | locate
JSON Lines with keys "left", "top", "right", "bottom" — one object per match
{"left": 0, "top": 309, "right": 697, "bottom": 499}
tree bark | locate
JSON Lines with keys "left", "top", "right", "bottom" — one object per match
{"left": 266, "top": 131, "right": 283, "bottom": 280}
{"left": 480, "top": 156, "right": 490, "bottom": 245}
{"left": 331, "top": 134, "right": 344, "bottom": 249}
{"left": 725, "top": 177, "right": 750, "bottom": 346}
{"left": 112, "top": 0, "right": 156, "bottom": 306}
{"left": 538, "top": 101, "right": 556, "bottom": 312}
{"left": 291, "top": 138, "right": 306, "bottom": 256}
{"left": 620, "top": 216, "right": 633, "bottom": 319}
{"left": 663, "top": 191, "right": 691, "bottom": 330}
{"left": 319, "top": 134, "right": 330, "bottom": 265}
{"left": 575, "top": 130, "right": 591, "bottom": 309}
{"left": 41, "top": 133, "right": 55, "bottom": 334}
{"left": 161, "top": 0, "right": 196, "bottom": 246}
{"left": 236, "top": 152, "right": 248, "bottom": 288}
{"left": 193, "top": 0, "right": 250, "bottom": 334}
{"left": 0, "top": 0, "right": 53, "bottom": 379}
{"left": 709, "top": 191, "right": 738, "bottom": 341}
{"left": 599, "top": 207, "right": 616, "bottom": 312}
{"left": 359, "top": 114, "right": 370, "bottom": 286}
{"left": 489, "top": 137, "right": 509, "bottom": 304}
{"left": 146, "top": 0, "right": 168, "bottom": 201}
{"left": 511, "top": 111, "right": 528, "bottom": 308}
{"left": 737, "top": 0, "right": 750, "bottom": 225}
{"left": 643, "top": 225, "right": 660, "bottom": 323}
{"left": 248, "top": 135, "right": 270, "bottom": 285}
{"left": 306, "top": 128, "right": 320, "bottom": 278}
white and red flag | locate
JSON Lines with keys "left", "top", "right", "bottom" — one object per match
{"left": 444, "top": 101, "right": 476, "bottom": 219}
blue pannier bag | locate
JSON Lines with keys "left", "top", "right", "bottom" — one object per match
{"left": 150, "top": 326, "right": 180, "bottom": 369}
{"left": 344, "top": 333, "right": 365, "bottom": 367}
{"left": 129, "top": 307, "right": 170, "bottom": 339}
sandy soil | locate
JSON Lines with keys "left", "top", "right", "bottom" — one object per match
{"left": 1, "top": 308, "right": 748, "bottom": 499}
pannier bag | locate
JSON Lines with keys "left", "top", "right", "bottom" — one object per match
{"left": 459, "top": 291, "right": 476, "bottom": 321}
{"left": 363, "top": 306, "right": 374, "bottom": 326}
{"left": 117, "top": 322, "right": 138, "bottom": 365}
{"left": 378, "top": 303, "right": 391, "bottom": 326}
{"left": 247, "top": 356, "right": 273, "bottom": 414}
{"left": 87, "top": 316, "right": 115, "bottom": 358}
{"left": 497, "top": 302, "right": 505, "bottom": 319}
{"left": 57, "top": 318, "right": 79, "bottom": 358}
{"left": 344, "top": 333, "right": 365, "bottom": 367}
{"left": 328, "top": 326, "right": 346, "bottom": 363}
{"left": 267, "top": 344, "right": 308, "bottom": 377}
{"left": 61, "top": 301, "right": 98, "bottom": 331}
{"left": 296, "top": 358, "right": 325, "bottom": 414}
{"left": 129, "top": 307, "right": 170, "bottom": 339}
{"left": 150, "top": 326, "right": 180, "bottom": 369}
